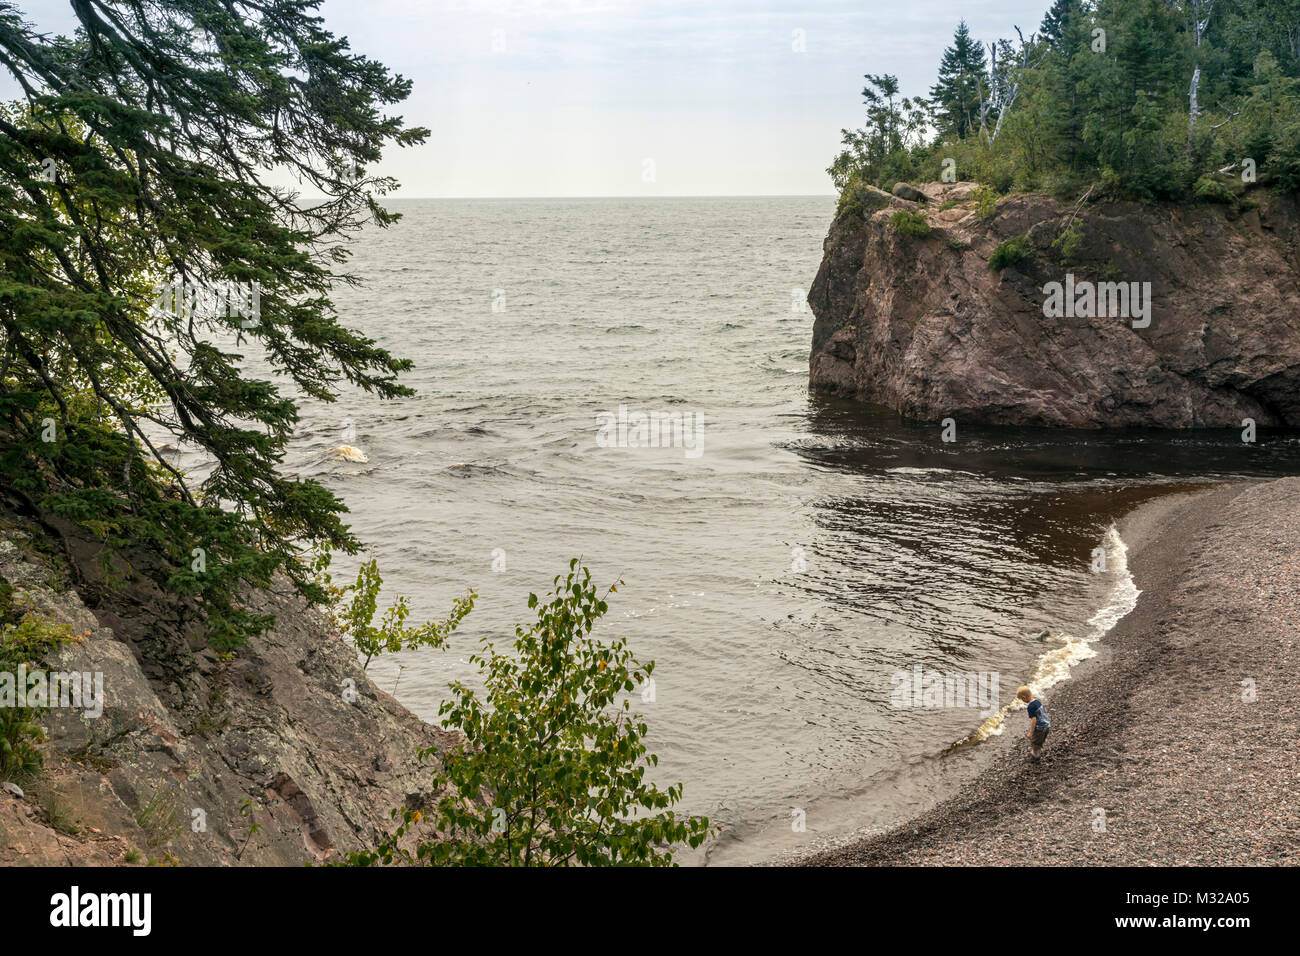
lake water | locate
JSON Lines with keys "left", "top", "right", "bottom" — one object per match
{"left": 250, "top": 197, "right": 1300, "bottom": 863}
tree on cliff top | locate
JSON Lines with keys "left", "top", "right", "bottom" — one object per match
{"left": 833, "top": 0, "right": 1300, "bottom": 203}
{"left": 827, "top": 73, "right": 929, "bottom": 192}
{"left": 0, "top": 1, "right": 427, "bottom": 646}
{"left": 1038, "top": 0, "right": 1083, "bottom": 48}
{"left": 930, "top": 20, "right": 988, "bottom": 141}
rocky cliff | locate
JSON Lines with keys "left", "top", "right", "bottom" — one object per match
{"left": 808, "top": 182, "right": 1300, "bottom": 428}
{"left": 0, "top": 505, "right": 452, "bottom": 866}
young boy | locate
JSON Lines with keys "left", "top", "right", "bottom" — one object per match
{"left": 1017, "top": 685, "right": 1050, "bottom": 763}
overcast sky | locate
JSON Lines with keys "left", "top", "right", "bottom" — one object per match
{"left": 8, "top": 0, "right": 1051, "bottom": 196}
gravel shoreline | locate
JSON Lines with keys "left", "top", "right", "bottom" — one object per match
{"left": 798, "top": 478, "right": 1300, "bottom": 866}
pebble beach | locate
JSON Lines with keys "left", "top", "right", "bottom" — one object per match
{"left": 799, "top": 478, "right": 1300, "bottom": 866}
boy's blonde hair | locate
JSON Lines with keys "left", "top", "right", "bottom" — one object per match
{"left": 1016, "top": 685, "right": 1034, "bottom": 702}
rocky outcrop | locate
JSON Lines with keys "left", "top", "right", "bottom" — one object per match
{"left": 0, "top": 508, "right": 454, "bottom": 866}
{"left": 809, "top": 181, "right": 1300, "bottom": 427}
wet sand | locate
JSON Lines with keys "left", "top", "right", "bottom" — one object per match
{"left": 799, "top": 478, "right": 1300, "bottom": 866}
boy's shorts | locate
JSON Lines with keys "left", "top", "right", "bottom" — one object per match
{"left": 1031, "top": 727, "right": 1049, "bottom": 749}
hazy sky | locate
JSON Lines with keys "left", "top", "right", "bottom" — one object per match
{"left": 9, "top": 0, "right": 1051, "bottom": 196}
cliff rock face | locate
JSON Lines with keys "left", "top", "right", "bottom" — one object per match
{"left": 809, "top": 182, "right": 1300, "bottom": 428}
{"left": 0, "top": 510, "right": 453, "bottom": 866}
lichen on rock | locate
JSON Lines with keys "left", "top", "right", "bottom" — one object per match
{"left": 0, "top": 512, "right": 451, "bottom": 866}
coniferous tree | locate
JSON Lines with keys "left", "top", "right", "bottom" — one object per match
{"left": 1039, "top": 0, "right": 1083, "bottom": 48}
{"left": 930, "top": 20, "right": 989, "bottom": 140}
{"left": 829, "top": 0, "right": 1300, "bottom": 202}
{"left": 0, "top": 2, "right": 428, "bottom": 647}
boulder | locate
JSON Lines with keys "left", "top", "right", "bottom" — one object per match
{"left": 891, "top": 182, "right": 929, "bottom": 203}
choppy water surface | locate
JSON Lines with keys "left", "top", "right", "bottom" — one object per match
{"left": 232, "top": 198, "right": 1300, "bottom": 863}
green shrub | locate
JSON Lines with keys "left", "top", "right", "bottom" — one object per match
{"left": 1051, "top": 223, "right": 1085, "bottom": 266}
{"left": 890, "top": 210, "right": 932, "bottom": 238}
{"left": 1041, "top": 172, "right": 1096, "bottom": 202}
{"left": 0, "top": 578, "right": 17, "bottom": 628}
{"left": 313, "top": 548, "right": 475, "bottom": 670}
{"left": 0, "top": 613, "right": 75, "bottom": 779}
{"left": 235, "top": 797, "right": 265, "bottom": 861}
{"left": 1265, "top": 115, "right": 1300, "bottom": 194}
{"left": 1101, "top": 262, "right": 1126, "bottom": 283}
{"left": 836, "top": 176, "right": 891, "bottom": 218}
{"left": 1099, "top": 167, "right": 1123, "bottom": 197}
{"left": 973, "top": 184, "right": 999, "bottom": 221}
{"left": 0, "top": 708, "right": 45, "bottom": 779}
{"left": 989, "top": 235, "right": 1034, "bottom": 272}
{"left": 341, "top": 560, "right": 713, "bottom": 867}
{"left": 1193, "top": 176, "right": 1237, "bottom": 204}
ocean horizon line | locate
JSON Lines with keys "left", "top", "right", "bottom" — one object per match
{"left": 312, "top": 193, "right": 839, "bottom": 201}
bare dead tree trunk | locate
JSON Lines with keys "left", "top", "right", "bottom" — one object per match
{"left": 1188, "top": 0, "right": 1215, "bottom": 155}
{"left": 978, "top": 27, "right": 1041, "bottom": 148}
{"left": 991, "top": 28, "right": 1038, "bottom": 145}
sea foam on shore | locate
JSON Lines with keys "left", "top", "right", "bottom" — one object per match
{"left": 966, "top": 525, "right": 1140, "bottom": 743}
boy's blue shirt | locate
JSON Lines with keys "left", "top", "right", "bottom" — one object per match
{"left": 1027, "top": 698, "right": 1050, "bottom": 729}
